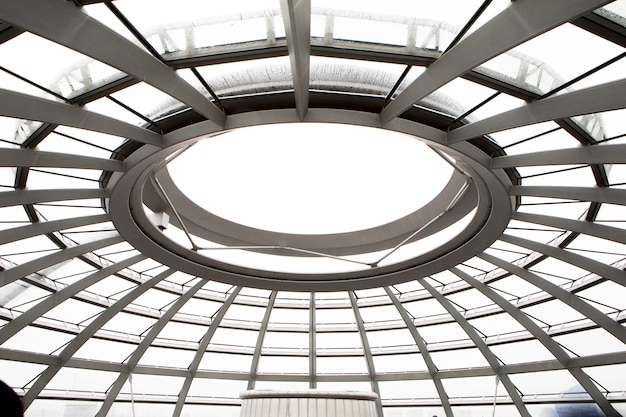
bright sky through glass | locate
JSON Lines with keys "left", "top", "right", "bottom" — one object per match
{"left": 167, "top": 123, "right": 453, "bottom": 234}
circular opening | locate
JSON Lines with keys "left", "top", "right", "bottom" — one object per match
{"left": 167, "top": 123, "right": 454, "bottom": 234}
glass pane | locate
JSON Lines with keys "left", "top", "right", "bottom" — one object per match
{"left": 0, "top": 32, "right": 125, "bottom": 99}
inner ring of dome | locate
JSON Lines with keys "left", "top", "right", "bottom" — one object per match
{"left": 165, "top": 123, "right": 454, "bottom": 235}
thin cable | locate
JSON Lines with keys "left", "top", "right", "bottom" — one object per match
{"left": 371, "top": 180, "right": 470, "bottom": 267}
{"left": 196, "top": 245, "right": 373, "bottom": 267}
{"left": 152, "top": 175, "right": 201, "bottom": 251}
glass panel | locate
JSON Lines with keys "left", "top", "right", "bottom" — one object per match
{"left": 72, "top": 338, "right": 136, "bottom": 363}
{"left": 120, "top": 374, "right": 184, "bottom": 396}
{"left": 504, "top": 219, "right": 565, "bottom": 245}
{"left": 1, "top": 326, "right": 74, "bottom": 354}
{"left": 27, "top": 399, "right": 102, "bottom": 417}
{"left": 518, "top": 165, "right": 596, "bottom": 188}
{"left": 0, "top": 359, "right": 47, "bottom": 388}
{"left": 109, "top": 403, "right": 176, "bottom": 417}
{"left": 108, "top": 0, "right": 279, "bottom": 56}
{"left": 210, "top": 327, "right": 258, "bottom": 351}
{"left": 316, "top": 356, "right": 368, "bottom": 374}
{"left": 179, "top": 404, "right": 241, "bottom": 417}
{"left": 44, "top": 298, "right": 104, "bottom": 325}
{"left": 442, "top": 375, "right": 498, "bottom": 398}
{"left": 431, "top": 348, "right": 489, "bottom": 369}
{"left": 198, "top": 352, "right": 252, "bottom": 372}
{"left": 137, "top": 346, "right": 194, "bottom": 368}
{"left": 488, "top": 24, "right": 623, "bottom": 95}
{"left": 378, "top": 379, "right": 439, "bottom": 401}
{"left": 34, "top": 199, "right": 106, "bottom": 222}
{"left": 366, "top": 329, "right": 415, "bottom": 349}
{"left": 554, "top": 328, "right": 626, "bottom": 356}
{"left": 490, "top": 339, "right": 556, "bottom": 364}
{"left": 508, "top": 370, "right": 581, "bottom": 397}
{"left": 263, "top": 331, "right": 308, "bottom": 350}
{"left": 468, "top": 313, "right": 527, "bottom": 337}
{"left": 317, "top": 331, "right": 362, "bottom": 350}
{"left": 0, "top": 32, "right": 125, "bottom": 100}
{"left": 257, "top": 355, "right": 308, "bottom": 374}
{"left": 372, "top": 353, "right": 427, "bottom": 372}
{"left": 109, "top": 82, "right": 185, "bottom": 120}
{"left": 190, "top": 57, "right": 291, "bottom": 98}
{"left": 45, "top": 367, "right": 118, "bottom": 393}
{"left": 469, "top": 93, "right": 525, "bottom": 121}
{"left": 517, "top": 197, "right": 591, "bottom": 221}
{"left": 312, "top": 0, "right": 484, "bottom": 52}
{"left": 565, "top": 234, "right": 626, "bottom": 266}
{"left": 100, "top": 311, "right": 157, "bottom": 336}
{"left": 186, "top": 378, "right": 248, "bottom": 400}
{"left": 451, "top": 405, "right": 521, "bottom": 417}
{"left": 421, "top": 78, "right": 497, "bottom": 120}
{"left": 311, "top": 56, "right": 407, "bottom": 97}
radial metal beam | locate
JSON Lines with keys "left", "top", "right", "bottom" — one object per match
{"left": 512, "top": 211, "right": 626, "bottom": 245}
{"left": 491, "top": 143, "right": 626, "bottom": 169}
{"left": 384, "top": 287, "right": 454, "bottom": 417}
{"left": 0, "top": 148, "right": 124, "bottom": 171}
{"left": 18, "top": 258, "right": 165, "bottom": 409}
{"left": 309, "top": 293, "right": 317, "bottom": 389}
{"left": 479, "top": 252, "right": 626, "bottom": 344}
{"left": 0, "top": 188, "right": 108, "bottom": 208}
{"left": 379, "top": 0, "right": 612, "bottom": 125}
{"left": 280, "top": 0, "right": 310, "bottom": 120}
{"left": 510, "top": 185, "right": 626, "bottom": 206}
{"left": 417, "top": 279, "right": 531, "bottom": 417}
{"left": 0, "top": 0, "right": 226, "bottom": 127}
{"left": 499, "top": 233, "right": 626, "bottom": 287}
{"left": 172, "top": 287, "right": 241, "bottom": 417}
{"left": 247, "top": 291, "right": 277, "bottom": 390}
{"left": 449, "top": 78, "right": 626, "bottom": 143}
{"left": 451, "top": 267, "right": 620, "bottom": 417}
{"left": 95, "top": 278, "right": 207, "bottom": 417}
{"left": 0, "top": 213, "right": 110, "bottom": 246}
{"left": 349, "top": 291, "right": 384, "bottom": 417}
{"left": 0, "top": 235, "right": 123, "bottom": 288}
{"left": 0, "top": 89, "right": 162, "bottom": 147}
{"left": 0, "top": 253, "right": 146, "bottom": 346}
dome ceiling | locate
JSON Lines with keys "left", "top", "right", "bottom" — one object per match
{"left": 1, "top": 1, "right": 626, "bottom": 417}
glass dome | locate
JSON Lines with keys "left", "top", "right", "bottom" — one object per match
{"left": 1, "top": 1, "right": 626, "bottom": 417}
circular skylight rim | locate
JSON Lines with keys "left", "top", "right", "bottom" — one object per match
{"left": 108, "top": 110, "right": 513, "bottom": 291}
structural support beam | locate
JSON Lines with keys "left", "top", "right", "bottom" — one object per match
{"left": 0, "top": 147, "right": 125, "bottom": 171}
{"left": 247, "top": 291, "right": 277, "bottom": 390}
{"left": 491, "top": 142, "right": 626, "bottom": 169}
{"left": 280, "top": 0, "right": 310, "bottom": 120}
{"left": 95, "top": 278, "right": 207, "bottom": 417}
{"left": 19, "top": 262, "right": 169, "bottom": 409}
{"left": 0, "top": 188, "right": 108, "bottom": 208}
{"left": 385, "top": 287, "right": 453, "bottom": 417}
{"left": 417, "top": 279, "right": 531, "bottom": 417}
{"left": 512, "top": 211, "right": 626, "bottom": 246}
{"left": 0, "top": 89, "right": 162, "bottom": 147}
{"left": 309, "top": 292, "right": 317, "bottom": 389}
{"left": 479, "top": 252, "right": 626, "bottom": 344}
{"left": 0, "top": 235, "right": 123, "bottom": 288}
{"left": 510, "top": 185, "right": 626, "bottom": 206}
{"left": 0, "top": 213, "right": 110, "bottom": 246}
{"left": 0, "top": 253, "right": 146, "bottom": 346}
{"left": 172, "top": 287, "right": 241, "bottom": 417}
{"left": 499, "top": 233, "right": 626, "bottom": 287}
{"left": 451, "top": 268, "right": 620, "bottom": 417}
{"left": 380, "top": 0, "right": 612, "bottom": 125}
{"left": 449, "top": 79, "right": 626, "bottom": 143}
{"left": 0, "top": 0, "right": 226, "bottom": 127}
{"left": 349, "top": 291, "right": 384, "bottom": 417}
